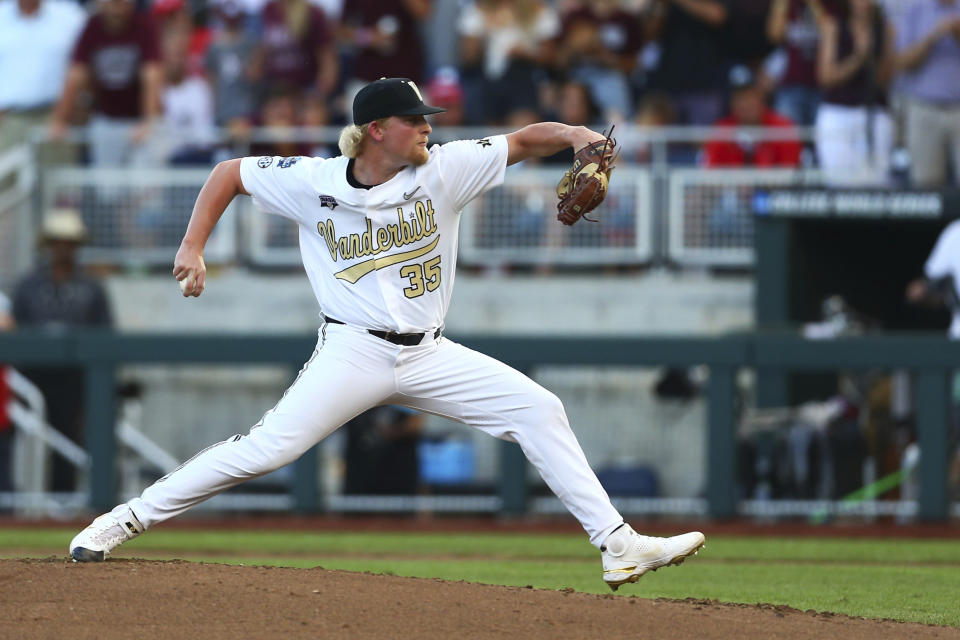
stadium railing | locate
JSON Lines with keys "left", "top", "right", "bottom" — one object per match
{"left": 12, "top": 124, "right": 835, "bottom": 274}
{"left": 0, "top": 144, "right": 37, "bottom": 289}
{"left": 42, "top": 167, "right": 240, "bottom": 267}
{"left": 667, "top": 168, "right": 822, "bottom": 267}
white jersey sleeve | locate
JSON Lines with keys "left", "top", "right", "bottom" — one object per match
{"left": 239, "top": 155, "right": 316, "bottom": 223}
{"left": 434, "top": 135, "right": 509, "bottom": 211}
{"left": 925, "top": 220, "right": 960, "bottom": 282}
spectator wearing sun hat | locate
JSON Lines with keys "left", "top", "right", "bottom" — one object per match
{"left": 12, "top": 208, "right": 114, "bottom": 492}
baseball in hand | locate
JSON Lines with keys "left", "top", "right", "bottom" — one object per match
{"left": 178, "top": 275, "right": 194, "bottom": 295}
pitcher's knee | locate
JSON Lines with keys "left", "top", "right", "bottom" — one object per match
{"left": 529, "top": 388, "right": 568, "bottom": 425}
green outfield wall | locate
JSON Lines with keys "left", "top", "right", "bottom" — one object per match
{"left": 1, "top": 331, "right": 957, "bottom": 520}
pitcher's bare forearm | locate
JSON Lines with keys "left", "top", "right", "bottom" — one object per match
{"left": 506, "top": 123, "right": 606, "bottom": 166}
{"left": 180, "top": 159, "right": 248, "bottom": 251}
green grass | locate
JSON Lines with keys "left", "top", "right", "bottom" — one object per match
{"left": 2, "top": 528, "right": 959, "bottom": 626}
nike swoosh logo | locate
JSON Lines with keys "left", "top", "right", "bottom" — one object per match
{"left": 403, "top": 186, "right": 421, "bottom": 200}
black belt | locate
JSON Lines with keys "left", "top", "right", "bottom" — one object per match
{"left": 324, "top": 317, "right": 440, "bottom": 346}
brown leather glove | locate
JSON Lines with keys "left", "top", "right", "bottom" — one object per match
{"left": 556, "top": 127, "right": 617, "bottom": 226}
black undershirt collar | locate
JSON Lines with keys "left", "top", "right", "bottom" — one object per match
{"left": 346, "top": 158, "right": 374, "bottom": 190}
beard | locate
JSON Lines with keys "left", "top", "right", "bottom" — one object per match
{"left": 409, "top": 145, "right": 429, "bottom": 166}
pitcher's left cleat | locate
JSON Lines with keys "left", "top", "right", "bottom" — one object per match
{"left": 69, "top": 504, "right": 144, "bottom": 562}
{"left": 601, "top": 525, "right": 705, "bottom": 591}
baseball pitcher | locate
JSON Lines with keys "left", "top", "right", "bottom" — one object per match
{"left": 69, "top": 78, "right": 704, "bottom": 590}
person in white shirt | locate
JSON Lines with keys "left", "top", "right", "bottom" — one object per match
{"left": 68, "top": 77, "right": 705, "bottom": 590}
{"left": 160, "top": 28, "right": 217, "bottom": 164}
{"left": 907, "top": 219, "right": 960, "bottom": 339}
{"left": 0, "top": 0, "right": 85, "bottom": 151}
{"left": 905, "top": 219, "right": 960, "bottom": 509}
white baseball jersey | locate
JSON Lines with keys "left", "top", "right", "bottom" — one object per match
{"left": 924, "top": 219, "right": 960, "bottom": 339}
{"left": 239, "top": 136, "right": 508, "bottom": 334}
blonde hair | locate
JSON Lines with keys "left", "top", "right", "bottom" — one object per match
{"left": 338, "top": 119, "right": 389, "bottom": 158}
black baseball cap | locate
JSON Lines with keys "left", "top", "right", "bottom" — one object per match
{"left": 353, "top": 77, "right": 446, "bottom": 125}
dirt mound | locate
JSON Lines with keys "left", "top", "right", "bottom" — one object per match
{"left": 3, "top": 558, "right": 956, "bottom": 640}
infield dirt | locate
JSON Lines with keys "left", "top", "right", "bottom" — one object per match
{"left": 4, "top": 558, "right": 959, "bottom": 639}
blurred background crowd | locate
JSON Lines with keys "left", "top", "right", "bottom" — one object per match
{"left": 0, "top": 0, "right": 958, "bottom": 186}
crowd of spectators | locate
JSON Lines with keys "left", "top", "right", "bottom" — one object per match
{"left": 0, "top": 0, "right": 958, "bottom": 186}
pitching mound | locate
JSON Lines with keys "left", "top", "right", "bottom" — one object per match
{"left": 3, "top": 558, "right": 957, "bottom": 639}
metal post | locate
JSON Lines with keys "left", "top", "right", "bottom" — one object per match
{"left": 652, "top": 137, "right": 670, "bottom": 265}
{"left": 755, "top": 217, "right": 791, "bottom": 408}
{"left": 707, "top": 365, "right": 737, "bottom": 518}
{"left": 292, "top": 444, "right": 320, "bottom": 513}
{"left": 85, "top": 362, "right": 116, "bottom": 510}
{"left": 498, "top": 440, "right": 527, "bottom": 515}
{"left": 288, "top": 361, "right": 320, "bottom": 513}
{"left": 498, "top": 364, "right": 533, "bottom": 516}
{"left": 914, "top": 369, "right": 950, "bottom": 521}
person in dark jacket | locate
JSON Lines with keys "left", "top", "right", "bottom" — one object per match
{"left": 12, "top": 209, "right": 113, "bottom": 491}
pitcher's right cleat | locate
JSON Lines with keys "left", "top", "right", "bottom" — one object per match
{"left": 601, "top": 525, "right": 705, "bottom": 591}
{"left": 69, "top": 504, "right": 144, "bottom": 562}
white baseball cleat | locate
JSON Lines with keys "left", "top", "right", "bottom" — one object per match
{"left": 601, "top": 525, "right": 705, "bottom": 591}
{"left": 69, "top": 504, "right": 144, "bottom": 562}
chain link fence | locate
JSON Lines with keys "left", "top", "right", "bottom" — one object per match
{"left": 42, "top": 167, "right": 239, "bottom": 266}
{"left": 459, "top": 167, "right": 654, "bottom": 266}
{"left": 668, "top": 168, "right": 822, "bottom": 266}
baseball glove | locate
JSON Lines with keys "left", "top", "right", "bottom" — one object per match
{"left": 556, "top": 127, "right": 618, "bottom": 226}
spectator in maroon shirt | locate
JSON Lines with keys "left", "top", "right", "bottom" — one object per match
{"left": 49, "top": 0, "right": 163, "bottom": 168}
{"left": 256, "top": 0, "right": 338, "bottom": 99}
{"left": 341, "top": 0, "right": 431, "bottom": 105}
{"left": 556, "top": 0, "right": 644, "bottom": 122}
{"left": 767, "top": 0, "right": 827, "bottom": 126}
{"left": 703, "top": 65, "right": 802, "bottom": 167}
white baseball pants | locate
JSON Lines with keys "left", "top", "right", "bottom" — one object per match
{"left": 128, "top": 322, "right": 624, "bottom": 547}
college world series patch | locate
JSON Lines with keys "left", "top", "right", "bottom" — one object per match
{"left": 319, "top": 195, "right": 339, "bottom": 210}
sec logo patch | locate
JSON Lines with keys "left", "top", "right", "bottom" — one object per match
{"left": 257, "top": 156, "right": 272, "bottom": 169}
